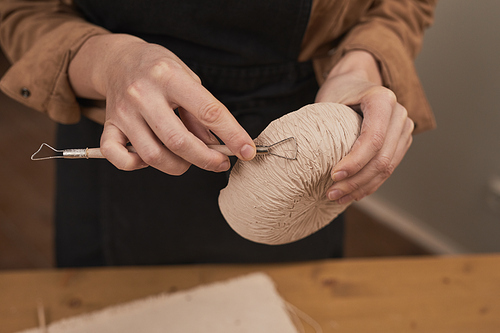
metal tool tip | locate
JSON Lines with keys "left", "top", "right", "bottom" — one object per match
{"left": 31, "top": 143, "right": 63, "bottom": 161}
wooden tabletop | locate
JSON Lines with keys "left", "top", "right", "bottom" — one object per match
{"left": 1, "top": 254, "right": 499, "bottom": 333}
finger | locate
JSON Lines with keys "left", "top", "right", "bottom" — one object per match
{"left": 331, "top": 89, "right": 397, "bottom": 182}
{"left": 327, "top": 104, "right": 411, "bottom": 201}
{"left": 104, "top": 92, "right": 194, "bottom": 175}
{"left": 121, "top": 115, "right": 195, "bottom": 175}
{"left": 100, "top": 122, "right": 148, "bottom": 171}
{"left": 136, "top": 96, "right": 231, "bottom": 172}
{"left": 178, "top": 106, "right": 220, "bottom": 145}
{"left": 122, "top": 75, "right": 232, "bottom": 172}
{"left": 166, "top": 78, "right": 256, "bottom": 160}
{"left": 336, "top": 128, "right": 412, "bottom": 204}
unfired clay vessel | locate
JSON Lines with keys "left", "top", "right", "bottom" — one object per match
{"left": 219, "top": 103, "right": 362, "bottom": 245}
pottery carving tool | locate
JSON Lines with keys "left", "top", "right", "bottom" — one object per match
{"left": 31, "top": 137, "right": 297, "bottom": 161}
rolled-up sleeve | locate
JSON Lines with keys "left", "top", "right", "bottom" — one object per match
{"left": 0, "top": 0, "right": 109, "bottom": 124}
{"left": 311, "top": 0, "right": 437, "bottom": 134}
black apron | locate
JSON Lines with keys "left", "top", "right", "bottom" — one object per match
{"left": 56, "top": 0, "right": 344, "bottom": 267}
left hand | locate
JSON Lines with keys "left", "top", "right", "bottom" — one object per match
{"left": 315, "top": 51, "right": 414, "bottom": 204}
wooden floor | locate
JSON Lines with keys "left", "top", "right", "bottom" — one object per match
{"left": 0, "top": 51, "right": 430, "bottom": 270}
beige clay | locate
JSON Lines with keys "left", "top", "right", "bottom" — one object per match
{"left": 218, "top": 102, "right": 362, "bottom": 245}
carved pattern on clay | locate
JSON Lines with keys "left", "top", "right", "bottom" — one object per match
{"left": 219, "top": 103, "right": 362, "bottom": 245}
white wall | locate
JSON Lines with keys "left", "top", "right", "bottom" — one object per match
{"left": 360, "top": 0, "right": 500, "bottom": 253}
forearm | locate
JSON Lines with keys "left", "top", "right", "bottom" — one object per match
{"left": 312, "top": 1, "right": 436, "bottom": 133}
{"left": 316, "top": 50, "right": 384, "bottom": 107}
{"left": 326, "top": 50, "right": 382, "bottom": 86}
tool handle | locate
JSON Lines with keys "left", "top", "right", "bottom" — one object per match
{"left": 86, "top": 146, "right": 136, "bottom": 159}
{"left": 207, "top": 144, "right": 235, "bottom": 156}
{"left": 86, "top": 145, "right": 235, "bottom": 159}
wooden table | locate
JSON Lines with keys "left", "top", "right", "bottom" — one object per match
{"left": 1, "top": 254, "right": 499, "bottom": 332}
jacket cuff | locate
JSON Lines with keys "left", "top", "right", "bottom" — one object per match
{"left": 312, "top": 24, "right": 436, "bottom": 134}
{"left": 0, "top": 22, "right": 109, "bottom": 124}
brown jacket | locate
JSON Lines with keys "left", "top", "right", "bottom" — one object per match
{"left": 0, "top": 0, "right": 437, "bottom": 133}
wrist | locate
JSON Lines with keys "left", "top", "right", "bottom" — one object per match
{"left": 327, "top": 50, "right": 383, "bottom": 86}
{"left": 69, "top": 34, "right": 146, "bottom": 99}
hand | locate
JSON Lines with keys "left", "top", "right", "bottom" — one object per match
{"left": 315, "top": 51, "right": 414, "bottom": 204}
{"left": 69, "top": 34, "right": 256, "bottom": 175}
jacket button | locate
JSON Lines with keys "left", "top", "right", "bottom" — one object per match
{"left": 20, "top": 87, "right": 31, "bottom": 98}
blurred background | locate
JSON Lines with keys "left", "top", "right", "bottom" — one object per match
{"left": 1, "top": 0, "right": 498, "bottom": 269}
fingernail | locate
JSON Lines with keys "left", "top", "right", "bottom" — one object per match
{"left": 332, "top": 171, "right": 348, "bottom": 182}
{"left": 327, "top": 189, "right": 343, "bottom": 201}
{"left": 217, "top": 160, "right": 230, "bottom": 172}
{"left": 240, "top": 144, "right": 256, "bottom": 160}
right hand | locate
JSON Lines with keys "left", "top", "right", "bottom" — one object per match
{"left": 68, "top": 34, "right": 256, "bottom": 175}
